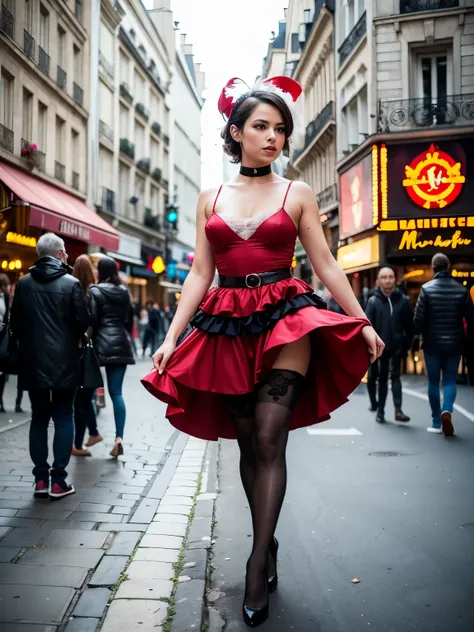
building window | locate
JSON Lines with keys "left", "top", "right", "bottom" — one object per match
{"left": 25, "top": 0, "right": 33, "bottom": 33}
{"left": 55, "top": 116, "right": 65, "bottom": 162}
{"left": 291, "top": 33, "right": 299, "bottom": 54}
{"left": 22, "top": 88, "right": 33, "bottom": 142}
{"left": 71, "top": 129, "right": 79, "bottom": 189}
{"left": 73, "top": 44, "right": 82, "bottom": 83}
{"left": 38, "top": 101, "right": 47, "bottom": 151}
{"left": 1, "top": 69, "right": 14, "bottom": 131}
{"left": 57, "top": 25, "right": 66, "bottom": 68}
{"left": 417, "top": 53, "right": 450, "bottom": 102}
{"left": 39, "top": 4, "right": 49, "bottom": 51}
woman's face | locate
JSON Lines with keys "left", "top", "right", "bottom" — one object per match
{"left": 232, "top": 102, "right": 287, "bottom": 167}
{"left": 2, "top": 283, "right": 10, "bottom": 295}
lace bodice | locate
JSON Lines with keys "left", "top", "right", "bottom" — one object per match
{"left": 216, "top": 208, "right": 281, "bottom": 241}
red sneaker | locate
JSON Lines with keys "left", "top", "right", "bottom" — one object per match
{"left": 33, "top": 480, "right": 49, "bottom": 499}
{"left": 49, "top": 480, "right": 75, "bottom": 500}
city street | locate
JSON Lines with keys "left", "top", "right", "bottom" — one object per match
{"left": 208, "top": 382, "right": 474, "bottom": 632}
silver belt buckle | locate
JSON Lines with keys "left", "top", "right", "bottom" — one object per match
{"left": 245, "top": 273, "right": 262, "bottom": 288}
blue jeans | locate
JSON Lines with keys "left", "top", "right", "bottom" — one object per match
{"left": 105, "top": 365, "right": 127, "bottom": 439}
{"left": 424, "top": 354, "right": 460, "bottom": 426}
{"left": 29, "top": 388, "right": 76, "bottom": 483}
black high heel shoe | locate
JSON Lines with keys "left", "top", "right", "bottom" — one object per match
{"left": 242, "top": 565, "right": 269, "bottom": 628}
{"left": 268, "top": 536, "right": 279, "bottom": 593}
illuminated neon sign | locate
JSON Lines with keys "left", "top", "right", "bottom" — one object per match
{"left": 398, "top": 229, "right": 472, "bottom": 251}
{"left": 402, "top": 144, "right": 465, "bottom": 209}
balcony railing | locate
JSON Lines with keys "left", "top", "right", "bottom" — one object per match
{"left": 0, "top": 123, "right": 13, "bottom": 153}
{"left": 102, "top": 187, "right": 115, "bottom": 213}
{"left": 120, "top": 82, "right": 133, "bottom": 104}
{"left": 24, "top": 29, "right": 35, "bottom": 59}
{"left": 316, "top": 183, "right": 338, "bottom": 213}
{"left": 151, "top": 167, "right": 162, "bottom": 183}
{"left": 119, "top": 138, "right": 135, "bottom": 160}
{"left": 72, "top": 171, "right": 80, "bottom": 190}
{"left": 1, "top": 4, "right": 14, "bottom": 39}
{"left": 151, "top": 121, "right": 161, "bottom": 136}
{"left": 378, "top": 94, "right": 474, "bottom": 132}
{"left": 292, "top": 101, "right": 335, "bottom": 163}
{"left": 57, "top": 66, "right": 67, "bottom": 90}
{"left": 55, "top": 161, "right": 65, "bottom": 182}
{"left": 144, "top": 208, "right": 161, "bottom": 232}
{"left": 163, "top": 134, "right": 170, "bottom": 146}
{"left": 38, "top": 46, "right": 50, "bottom": 75}
{"left": 73, "top": 82, "right": 83, "bottom": 106}
{"left": 400, "top": 0, "right": 458, "bottom": 13}
{"left": 136, "top": 157, "right": 151, "bottom": 174}
{"left": 99, "top": 120, "right": 114, "bottom": 143}
{"left": 99, "top": 51, "right": 114, "bottom": 82}
{"left": 338, "top": 12, "right": 366, "bottom": 66}
{"left": 35, "top": 150, "right": 46, "bottom": 172}
{"left": 135, "top": 103, "right": 150, "bottom": 122}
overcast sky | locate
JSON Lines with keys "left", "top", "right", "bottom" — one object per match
{"left": 144, "top": 0, "right": 289, "bottom": 187}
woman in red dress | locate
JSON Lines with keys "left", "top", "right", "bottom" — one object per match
{"left": 142, "top": 76, "right": 384, "bottom": 627}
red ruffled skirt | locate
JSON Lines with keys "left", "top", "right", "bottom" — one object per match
{"left": 141, "top": 278, "right": 370, "bottom": 441}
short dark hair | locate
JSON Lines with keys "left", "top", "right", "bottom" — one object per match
{"left": 98, "top": 256, "right": 121, "bottom": 286}
{"left": 221, "top": 91, "right": 294, "bottom": 164}
{"left": 431, "top": 253, "right": 450, "bottom": 273}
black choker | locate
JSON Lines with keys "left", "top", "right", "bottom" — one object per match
{"left": 240, "top": 165, "right": 272, "bottom": 177}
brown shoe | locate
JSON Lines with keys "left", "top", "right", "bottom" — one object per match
{"left": 441, "top": 411, "right": 454, "bottom": 437}
{"left": 110, "top": 441, "right": 124, "bottom": 458}
{"left": 395, "top": 409, "right": 410, "bottom": 422}
{"left": 85, "top": 435, "right": 103, "bottom": 447}
{"left": 71, "top": 447, "right": 92, "bottom": 457}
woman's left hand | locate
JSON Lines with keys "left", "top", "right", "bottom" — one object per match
{"left": 362, "top": 325, "right": 385, "bottom": 363}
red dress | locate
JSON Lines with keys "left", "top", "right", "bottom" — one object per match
{"left": 141, "top": 182, "right": 370, "bottom": 440}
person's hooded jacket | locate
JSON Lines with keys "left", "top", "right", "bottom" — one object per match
{"left": 10, "top": 256, "right": 89, "bottom": 389}
{"left": 88, "top": 283, "right": 135, "bottom": 366}
{"left": 365, "top": 286, "right": 414, "bottom": 354}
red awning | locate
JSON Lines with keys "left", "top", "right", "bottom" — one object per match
{"left": 0, "top": 163, "right": 119, "bottom": 251}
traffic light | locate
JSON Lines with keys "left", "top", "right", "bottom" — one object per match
{"left": 166, "top": 204, "right": 178, "bottom": 231}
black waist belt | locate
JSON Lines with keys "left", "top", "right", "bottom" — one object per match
{"left": 218, "top": 269, "right": 291, "bottom": 289}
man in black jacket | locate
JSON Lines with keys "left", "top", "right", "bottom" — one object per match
{"left": 414, "top": 253, "right": 473, "bottom": 436}
{"left": 11, "top": 233, "right": 89, "bottom": 499}
{"left": 366, "top": 267, "right": 414, "bottom": 423}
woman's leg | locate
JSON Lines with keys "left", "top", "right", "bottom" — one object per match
{"left": 245, "top": 335, "right": 310, "bottom": 608}
{"left": 105, "top": 365, "right": 127, "bottom": 439}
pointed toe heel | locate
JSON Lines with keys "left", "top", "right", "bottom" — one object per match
{"left": 242, "top": 602, "right": 269, "bottom": 628}
{"left": 268, "top": 536, "right": 279, "bottom": 593}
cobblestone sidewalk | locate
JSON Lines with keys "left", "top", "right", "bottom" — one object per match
{"left": 0, "top": 361, "right": 216, "bottom": 632}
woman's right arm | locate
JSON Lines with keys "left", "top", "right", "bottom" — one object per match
{"left": 154, "top": 189, "right": 216, "bottom": 373}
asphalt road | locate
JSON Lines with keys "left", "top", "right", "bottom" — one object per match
{"left": 208, "top": 388, "right": 474, "bottom": 632}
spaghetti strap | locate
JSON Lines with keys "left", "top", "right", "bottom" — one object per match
{"left": 212, "top": 185, "right": 224, "bottom": 214}
{"left": 282, "top": 181, "right": 293, "bottom": 210}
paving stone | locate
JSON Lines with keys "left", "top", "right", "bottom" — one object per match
{"left": 0, "top": 480, "right": 35, "bottom": 487}
{"left": 39, "top": 520, "right": 97, "bottom": 531}
{"left": 153, "top": 513, "right": 188, "bottom": 525}
{"left": 0, "top": 546, "right": 20, "bottom": 562}
{"left": 77, "top": 503, "right": 112, "bottom": 513}
{"left": 161, "top": 494, "right": 193, "bottom": 506}
{"left": 146, "top": 521, "right": 187, "bottom": 537}
{"left": 67, "top": 512, "right": 123, "bottom": 523}
{"left": 171, "top": 473, "right": 199, "bottom": 482}
{"left": 171, "top": 579, "right": 206, "bottom": 632}
{"left": 194, "top": 499, "right": 214, "bottom": 519}
{"left": 156, "top": 503, "right": 192, "bottom": 516}
{"left": 0, "top": 526, "right": 51, "bottom": 547}
{"left": 182, "top": 549, "right": 207, "bottom": 580}
{"left": 169, "top": 479, "right": 198, "bottom": 488}
{"left": 133, "top": 547, "right": 180, "bottom": 564}
{"left": 98, "top": 522, "right": 148, "bottom": 532}
{"left": 126, "top": 477, "right": 151, "bottom": 487}
{"left": 0, "top": 584, "right": 75, "bottom": 623}
{"left": 0, "top": 563, "right": 87, "bottom": 587}
{"left": 19, "top": 547, "right": 104, "bottom": 568}
{"left": 0, "top": 525, "right": 10, "bottom": 538}
{"left": 0, "top": 517, "right": 43, "bottom": 528}
{"left": 163, "top": 486, "right": 196, "bottom": 497}
{"left": 120, "top": 494, "right": 140, "bottom": 501}
{"left": 106, "top": 531, "right": 141, "bottom": 556}
{"left": 96, "top": 484, "right": 145, "bottom": 495}
{"left": 65, "top": 618, "right": 100, "bottom": 632}
{"left": 188, "top": 514, "right": 213, "bottom": 544}
{"left": 1, "top": 625, "right": 56, "bottom": 632}
{"left": 43, "top": 528, "right": 109, "bottom": 549}
{"left": 139, "top": 534, "right": 183, "bottom": 549}
{"left": 100, "top": 599, "right": 167, "bottom": 632}
{"left": 73, "top": 587, "right": 111, "bottom": 617}
{"left": 115, "top": 577, "right": 173, "bottom": 600}
{"left": 128, "top": 497, "right": 159, "bottom": 524}
{"left": 127, "top": 560, "right": 174, "bottom": 580}
{"left": 111, "top": 506, "right": 131, "bottom": 515}
{"left": 16, "top": 508, "right": 73, "bottom": 520}
{"left": 89, "top": 554, "right": 128, "bottom": 587}
{"left": 0, "top": 508, "right": 18, "bottom": 517}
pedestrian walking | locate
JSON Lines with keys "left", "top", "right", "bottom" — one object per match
{"left": 414, "top": 253, "right": 474, "bottom": 435}
{"left": 141, "top": 76, "right": 384, "bottom": 627}
{"left": 0, "top": 274, "right": 25, "bottom": 413}
{"left": 71, "top": 254, "right": 103, "bottom": 456}
{"left": 365, "top": 266, "right": 414, "bottom": 423}
{"left": 142, "top": 301, "right": 165, "bottom": 357}
{"left": 10, "top": 233, "right": 89, "bottom": 499}
{"left": 88, "top": 256, "right": 135, "bottom": 457}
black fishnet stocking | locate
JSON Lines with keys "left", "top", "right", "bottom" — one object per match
{"left": 225, "top": 369, "right": 305, "bottom": 609}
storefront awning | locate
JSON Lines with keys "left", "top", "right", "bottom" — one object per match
{"left": 0, "top": 163, "right": 119, "bottom": 251}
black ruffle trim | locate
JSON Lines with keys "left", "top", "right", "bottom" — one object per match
{"left": 188, "top": 292, "right": 327, "bottom": 337}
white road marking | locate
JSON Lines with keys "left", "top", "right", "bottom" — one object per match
{"left": 403, "top": 387, "right": 474, "bottom": 423}
{"left": 307, "top": 427, "right": 363, "bottom": 436}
